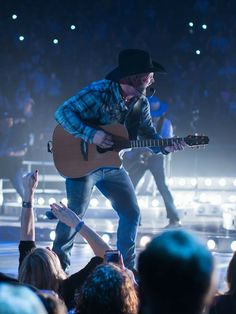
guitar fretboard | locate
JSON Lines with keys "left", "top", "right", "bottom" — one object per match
{"left": 130, "top": 137, "right": 184, "bottom": 148}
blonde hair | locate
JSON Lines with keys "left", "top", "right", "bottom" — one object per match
{"left": 18, "top": 248, "right": 67, "bottom": 293}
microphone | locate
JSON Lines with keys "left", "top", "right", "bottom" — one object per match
{"left": 134, "top": 87, "right": 156, "bottom": 98}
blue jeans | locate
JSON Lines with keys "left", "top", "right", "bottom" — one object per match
{"left": 52, "top": 167, "right": 140, "bottom": 272}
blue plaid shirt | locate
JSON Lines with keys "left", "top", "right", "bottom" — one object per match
{"left": 55, "top": 79, "right": 165, "bottom": 153}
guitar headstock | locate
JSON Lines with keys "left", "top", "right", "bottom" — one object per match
{"left": 184, "top": 134, "right": 209, "bottom": 147}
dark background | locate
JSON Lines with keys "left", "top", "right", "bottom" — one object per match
{"left": 1, "top": 0, "right": 235, "bottom": 176}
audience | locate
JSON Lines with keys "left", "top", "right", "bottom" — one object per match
{"left": 138, "top": 229, "right": 216, "bottom": 314}
{"left": 208, "top": 250, "right": 236, "bottom": 314}
{"left": 75, "top": 263, "right": 139, "bottom": 314}
{"left": 18, "top": 170, "right": 112, "bottom": 310}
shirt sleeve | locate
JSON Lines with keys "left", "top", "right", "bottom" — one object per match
{"left": 55, "top": 89, "right": 102, "bottom": 143}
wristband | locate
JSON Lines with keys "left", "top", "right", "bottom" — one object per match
{"left": 22, "top": 201, "right": 32, "bottom": 208}
{"left": 75, "top": 221, "right": 84, "bottom": 232}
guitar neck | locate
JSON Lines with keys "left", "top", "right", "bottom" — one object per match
{"left": 129, "top": 137, "right": 184, "bottom": 148}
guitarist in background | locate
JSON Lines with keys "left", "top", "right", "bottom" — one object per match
{"left": 122, "top": 96, "right": 181, "bottom": 228}
{"left": 52, "top": 49, "right": 185, "bottom": 272}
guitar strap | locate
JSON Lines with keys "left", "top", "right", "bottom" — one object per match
{"left": 125, "top": 98, "right": 143, "bottom": 140}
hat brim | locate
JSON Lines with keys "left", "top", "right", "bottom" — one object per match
{"left": 105, "top": 61, "right": 167, "bottom": 81}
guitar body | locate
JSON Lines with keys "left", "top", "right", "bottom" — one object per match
{"left": 52, "top": 124, "right": 130, "bottom": 178}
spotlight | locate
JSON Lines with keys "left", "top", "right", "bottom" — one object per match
{"left": 204, "top": 178, "right": 212, "bottom": 186}
{"left": 167, "top": 178, "right": 174, "bottom": 186}
{"left": 105, "top": 199, "right": 112, "bottom": 208}
{"left": 12, "top": 14, "right": 17, "bottom": 20}
{"left": 38, "top": 197, "right": 45, "bottom": 205}
{"left": 70, "top": 25, "right": 76, "bottom": 30}
{"left": 189, "top": 22, "right": 194, "bottom": 27}
{"left": 202, "top": 24, "right": 207, "bottom": 29}
{"left": 19, "top": 36, "right": 24, "bottom": 41}
{"left": 48, "top": 197, "right": 56, "bottom": 205}
{"left": 90, "top": 198, "right": 98, "bottom": 208}
{"left": 151, "top": 199, "right": 159, "bottom": 207}
{"left": 199, "top": 193, "right": 208, "bottom": 203}
{"left": 0, "top": 194, "right": 3, "bottom": 206}
{"left": 229, "top": 195, "right": 236, "bottom": 203}
{"left": 219, "top": 178, "right": 226, "bottom": 187}
{"left": 196, "top": 50, "right": 201, "bottom": 55}
{"left": 233, "top": 179, "right": 236, "bottom": 187}
{"left": 140, "top": 235, "right": 151, "bottom": 248}
{"left": 53, "top": 39, "right": 59, "bottom": 44}
{"left": 178, "top": 178, "right": 186, "bottom": 186}
{"left": 207, "top": 239, "right": 216, "bottom": 250}
{"left": 61, "top": 198, "right": 68, "bottom": 205}
{"left": 231, "top": 241, "right": 236, "bottom": 252}
{"left": 190, "top": 178, "right": 197, "bottom": 186}
{"left": 101, "top": 234, "right": 110, "bottom": 244}
{"left": 49, "top": 231, "right": 56, "bottom": 241}
{"left": 17, "top": 196, "right": 22, "bottom": 204}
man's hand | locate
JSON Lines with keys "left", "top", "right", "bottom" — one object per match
{"left": 164, "top": 140, "right": 187, "bottom": 153}
{"left": 22, "top": 170, "right": 39, "bottom": 201}
{"left": 92, "top": 130, "right": 114, "bottom": 148}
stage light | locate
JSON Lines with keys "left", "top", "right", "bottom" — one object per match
{"left": 204, "top": 178, "right": 212, "bottom": 186}
{"left": 151, "top": 199, "right": 159, "bottom": 207}
{"left": 19, "top": 36, "right": 24, "bottom": 41}
{"left": 53, "top": 39, "right": 59, "bottom": 44}
{"left": 233, "top": 179, "right": 236, "bottom": 187}
{"left": 90, "top": 198, "right": 98, "bottom": 208}
{"left": 70, "top": 25, "right": 76, "bottom": 30}
{"left": 229, "top": 195, "right": 236, "bottom": 203}
{"left": 219, "top": 178, "right": 226, "bottom": 186}
{"left": 199, "top": 193, "right": 208, "bottom": 203}
{"left": 48, "top": 197, "right": 56, "bottom": 205}
{"left": 105, "top": 199, "right": 112, "bottom": 208}
{"left": 231, "top": 241, "right": 236, "bottom": 252}
{"left": 202, "top": 24, "right": 207, "bottom": 29}
{"left": 178, "top": 178, "right": 186, "bottom": 186}
{"left": 190, "top": 178, "right": 197, "bottom": 186}
{"left": 167, "top": 178, "right": 174, "bottom": 186}
{"left": 101, "top": 234, "right": 110, "bottom": 244}
{"left": 207, "top": 239, "right": 216, "bottom": 250}
{"left": 17, "top": 196, "right": 22, "bottom": 204}
{"left": 189, "top": 22, "right": 194, "bottom": 27}
{"left": 138, "top": 198, "right": 148, "bottom": 209}
{"left": 12, "top": 14, "right": 17, "bottom": 20}
{"left": 196, "top": 50, "right": 201, "bottom": 55}
{"left": 140, "top": 235, "right": 151, "bottom": 248}
{"left": 61, "top": 198, "right": 68, "bottom": 205}
{"left": 210, "top": 194, "right": 222, "bottom": 205}
{"left": 49, "top": 231, "right": 56, "bottom": 241}
{"left": 0, "top": 194, "right": 3, "bottom": 206}
{"left": 38, "top": 197, "right": 45, "bottom": 205}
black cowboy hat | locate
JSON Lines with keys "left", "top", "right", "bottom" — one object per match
{"left": 105, "top": 49, "right": 166, "bottom": 81}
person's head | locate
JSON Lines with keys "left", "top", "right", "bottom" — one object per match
{"left": 226, "top": 250, "right": 236, "bottom": 296}
{"left": 106, "top": 49, "right": 166, "bottom": 98}
{"left": 0, "top": 283, "right": 47, "bottom": 314}
{"left": 138, "top": 229, "right": 215, "bottom": 314}
{"left": 37, "top": 291, "right": 67, "bottom": 314}
{"left": 18, "top": 248, "right": 67, "bottom": 293}
{"left": 75, "top": 263, "right": 138, "bottom": 314}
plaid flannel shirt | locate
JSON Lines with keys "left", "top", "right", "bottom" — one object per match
{"left": 55, "top": 79, "right": 167, "bottom": 154}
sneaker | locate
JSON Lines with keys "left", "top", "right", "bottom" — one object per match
{"left": 164, "top": 220, "right": 182, "bottom": 229}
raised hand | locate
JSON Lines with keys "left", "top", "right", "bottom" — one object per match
{"left": 50, "top": 202, "right": 81, "bottom": 228}
{"left": 22, "top": 170, "right": 39, "bottom": 200}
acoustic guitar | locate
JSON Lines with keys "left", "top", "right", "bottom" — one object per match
{"left": 51, "top": 123, "right": 209, "bottom": 178}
